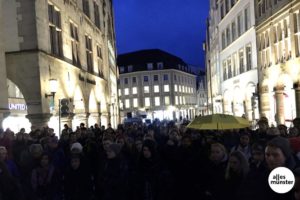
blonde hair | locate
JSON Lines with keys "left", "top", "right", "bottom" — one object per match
{"left": 210, "top": 143, "right": 228, "bottom": 161}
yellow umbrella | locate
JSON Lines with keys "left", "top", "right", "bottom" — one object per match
{"left": 187, "top": 114, "right": 250, "bottom": 130}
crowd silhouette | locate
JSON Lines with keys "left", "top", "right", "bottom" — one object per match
{"left": 1, "top": 118, "right": 300, "bottom": 200}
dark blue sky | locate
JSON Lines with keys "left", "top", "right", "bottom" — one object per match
{"left": 114, "top": 0, "right": 209, "bottom": 68}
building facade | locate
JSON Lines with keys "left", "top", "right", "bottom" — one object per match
{"left": 256, "top": 0, "right": 300, "bottom": 126}
{"left": 117, "top": 49, "right": 197, "bottom": 122}
{"left": 206, "top": 0, "right": 223, "bottom": 114}
{"left": 219, "top": 0, "right": 259, "bottom": 121}
{"left": 206, "top": 0, "right": 259, "bottom": 124}
{"left": 196, "top": 71, "right": 208, "bottom": 116}
{"left": 0, "top": 0, "right": 10, "bottom": 129}
{"left": 2, "top": 0, "right": 118, "bottom": 133}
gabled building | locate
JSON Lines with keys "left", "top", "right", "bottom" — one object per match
{"left": 255, "top": 0, "right": 300, "bottom": 126}
{"left": 1, "top": 0, "right": 118, "bottom": 133}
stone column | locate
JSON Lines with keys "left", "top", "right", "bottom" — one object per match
{"left": 26, "top": 113, "right": 52, "bottom": 130}
{"left": 0, "top": 0, "right": 10, "bottom": 129}
{"left": 260, "top": 85, "right": 270, "bottom": 120}
{"left": 274, "top": 86, "right": 285, "bottom": 125}
{"left": 294, "top": 83, "right": 300, "bottom": 118}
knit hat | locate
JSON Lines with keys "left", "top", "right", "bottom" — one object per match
{"left": 70, "top": 142, "right": 83, "bottom": 152}
{"left": 108, "top": 143, "right": 121, "bottom": 155}
{"left": 267, "top": 136, "right": 292, "bottom": 158}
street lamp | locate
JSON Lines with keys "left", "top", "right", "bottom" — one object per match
{"left": 45, "top": 78, "right": 58, "bottom": 98}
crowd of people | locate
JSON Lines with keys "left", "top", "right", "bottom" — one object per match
{"left": 1, "top": 117, "right": 300, "bottom": 200}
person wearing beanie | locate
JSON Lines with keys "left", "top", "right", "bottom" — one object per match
{"left": 96, "top": 142, "right": 130, "bottom": 200}
{"left": 70, "top": 142, "right": 83, "bottom": 153}
{"left": 265, "top": 136, "right": 296, "bottom": 170}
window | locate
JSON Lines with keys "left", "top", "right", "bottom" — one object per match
{"left": 220, "top": 2, "right": 224, "bottom": 19}
{"left": 223, "top": 61, "right": 227, "bottom": 80}
{"left": 246, "top": 45, "right": 252, "bottom": 70}
{"left": 227, "top": 58, "right": 232, "bottom": 78}
{"left": 232, "top": 53, "right": 238, "bottom": 75}
{"left": 118, "top": 89, "right": 121, "bottom": 96}
{"left": 244, "top": 7, "right": 250, "bottom": 31}
{"left": 145, "top": 97, "right": 150, "bottom": 107}
{"left": 265, "top": 31, "right": 270, "bottom": 47}
{"left": 232, "top": 21, "right": 236, "bottom": 41}
{"left": 125, "top": 99, "right": 130, "bottom": 108}
{"left": 124, "top": 78, "right": 128, "bottom": 84}
{"left": 96, "top": 45, "right": 102, "bottom": 76}
{"left": 70, "top": 22, "right": 80, "bottom": 66}
{"left": 144, "top": 76, "right": 149, "bottom": 82}
{"left": 132, "top": 77, "right": 136, "bottom": 84}
{"left": 175, "top": 96, "right": 179, "bottom": 105}
{"left": 165, "top": 96, "right": 170, "bottom": 105}
{"left": 179, "top": 96, "right": 182, "bottom": 105}
{"left": 163, "top": 74, "right": 168, "bottom": 81}
{"left": 164, "top": 85, "right": 170, "bottom": 92}
{"left": 222, "top": 31, "right": 226, "bottom": 49}
{"left": 133, "top": 98, "right": 138, "bottom": 108}
{"left": 258, "top": 0, "right": 262, "bottom": 17}
{"left": 239, "top": 49, "right": 244, "bottom": 73}
{"left": 226, "top": 26, "right": 231, "bottom": 45}
{"left": 124, "top": 88, "right": 129, "bottom": 95}
{"left": 179, "top": 85, "right": 182, "bottom": 92}
{"left": 237, "top": 14, "right": 242, "bottom": 36}
{"left": 128, "top": 65, "right": 133, "bottom": 72}
{"left": 283, "top": 19, "right": 288, "bottom": 38}
{"left": 94, "top": 1, "right": 100, "bottom": 29}
{"left": 154, "top": 75, "right": 159, "bottom": 81}
{"left": 157, "top": 62, "right": 164, "bottom": 69}
{"left": 120, "top": 66, "right": 124, "bottom": 73}
{"left": 262, "top": 0, "right": 266, "bottom": 14}
{"left": 82, "top": 0, "right": 90, "bottom": 18}
{"left": 225, "top": 0, "right": 229, "bottom": 14}
{"left": 174, "top": 84, "right": 178, "bottom": 92}
{"left": 85, "top": 35, "right": 93, "bottom": 72}
{"left": 174, "top": 74, "right": 177, "bottom": 81}
{"left": 155, "top": 97, "right": 160, "bottom": 106}
{"left": 147, "top": 63, "right": 153, "bottom": 70}
{"left": 231, "top": 0, "right": 235, "bottom": 7}
{"left": 144, "top": 86, "right": 150, "bottom": 93}
{"left": 132, "top": 87, "right": 137, "bottom": 94}
{"left": 295, "top": 12, "right": 300, "bottom": 56}
{"left": 154, "top": 85, "right": 160, "bottom": 93}
{"left": 48, "top": 4, "right": 63, "bottom": 57}
{"left": 294, "top": 12, "right": 300, "bottom": 33}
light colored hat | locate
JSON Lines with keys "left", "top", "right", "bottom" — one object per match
{"left": 70, "top": 142, "right": 83, "bottom": 152}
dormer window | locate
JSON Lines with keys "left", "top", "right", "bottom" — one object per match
{"left": 119, "top": 66, "right": 125, "bottom": 73}
{"left": 147, "top": 63, "right": 153, "bottom": 70}
{"left": 157, "top": 62, "right": 164, "bottom": 69}
{"left": 128, "top": 65, "right": 133, "bottom": 72}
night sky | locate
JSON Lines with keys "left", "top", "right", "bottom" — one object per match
{"left": 114, "top": 0, "right": 209, "bottom": 69}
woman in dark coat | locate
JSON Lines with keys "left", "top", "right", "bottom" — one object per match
{"left": 31, "top": 153, "right": 60, "bottom": 200}
{"left": 97, "top": 143, "right": 130, "bottom": 200}
{"left": 135, "top": 139, "right": 173, "bottom": 200}
{"left": 63, "top": 154, "right": 93, "bottom": 200}
{"left": 224, "top": 150, "right": 249, "bottom": 200}
{"left": 201, "top": 142, "right": 228, "bottom": 200}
